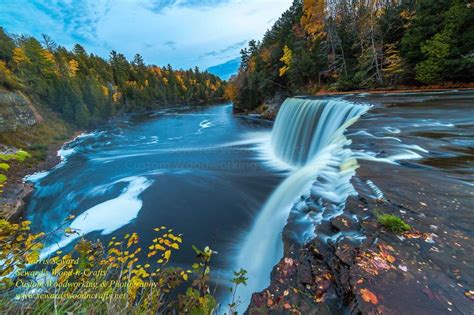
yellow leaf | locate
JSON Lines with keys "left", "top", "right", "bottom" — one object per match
{"left": 25, "top": 251, "right": 39, "bottom": 264}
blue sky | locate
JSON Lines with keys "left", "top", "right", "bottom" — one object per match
{"left": 0, "top": 0, "right": 292, "bottom": 69}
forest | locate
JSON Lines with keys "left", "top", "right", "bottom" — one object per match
{"left": 228, "top": 0, "right": 474, "bottom": 111}
{"left": 0, "top": 28, "right": 226, "bottom": 128}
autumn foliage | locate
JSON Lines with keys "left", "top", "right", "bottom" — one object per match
{"left": 0, "top": 218, "right": 226, "bottom": 314}
{"left": 231, "top": 0, "right": 474, "bottom": 111}
{"left": 0, "top": 28, "right": 226, "bottom": 129}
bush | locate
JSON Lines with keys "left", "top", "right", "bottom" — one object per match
{"left": 0, "top": 218, "right": 230, "bottom": 314}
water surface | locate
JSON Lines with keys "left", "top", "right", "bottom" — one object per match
{"left": 26, "top": 104, "right": 283, "bottom": 299}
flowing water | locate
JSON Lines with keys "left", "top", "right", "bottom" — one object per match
{"left": 25, "top": 104, "right": 284, "bottom": 301}
{"left": 235, "top": 99, "right": 368, "bottom": 309}
{"left": 24, "top": 91, "right": 474, "bottom": 311}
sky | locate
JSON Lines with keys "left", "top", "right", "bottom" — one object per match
{"left": 0, "top": 0, "right": 293, "bottom": 69}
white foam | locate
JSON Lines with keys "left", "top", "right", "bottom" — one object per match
{"left": 366, "top": 180, "right": 385, "bottom": 200}
{"left": 167, "top": 136, "right": 184, "bottom": 141}
{"left": 384, "top": 127, "right": 401, "bottom": 134}
{"left": 145, "top": 136, "right": 159, "bottom": 145}
{"left": 349, "top": 130, "right": 402, "bottom": 142}
{"left": 402, "top": 143, "right": 429, "bottom": 153}
{"left": 199, "top": 120, "right": 213, "bottom": 129}
{"left": 355, "top": 149, "right": 423, "bottom": 164}
{"left": 24, "top": 132, "right": 102, "bottom": 183}
{"left": 40, "top": 176, "right": 153, "bottom": 259}
{"left": 24, "top": 171, "right": 50, "bottom": 183}
{"left": 196, "top": 119, "right": 214, "bottom": 134}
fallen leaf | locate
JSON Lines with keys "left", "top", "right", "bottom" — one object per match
{"left": 465, "top": 290, "right": 474, "bottom": 301}
{"left": 314, "top": 293, "right": 326, "bottom": 303}
{"left": 386, "top": 254, "right": 396, "bottom": 263}
{"left": 360, "top": 288, "right": 378, "bottom": 304}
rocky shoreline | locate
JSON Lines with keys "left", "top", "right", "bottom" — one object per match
{"left": 246, "top": 161, "right": 473, "bottom": 314}
{"left": 0, "top": 131, "right": 82, "bottom": 220}
{"left": 244, "top": 91, "right": 474, "bottom": 314}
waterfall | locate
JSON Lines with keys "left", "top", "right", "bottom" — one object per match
{"left": 235, "top": 98, "right": 368, "bottom": 311}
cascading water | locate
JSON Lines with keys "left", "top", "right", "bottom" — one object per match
{"left": 235, "top": 98, "right": 368, "bottom": 311}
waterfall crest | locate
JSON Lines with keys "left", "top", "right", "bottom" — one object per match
{"left": 236, "top": 98, "right": 368, "bottom": 311}
{"left": 271, "top": 98, "right": 367, "bottom": 166}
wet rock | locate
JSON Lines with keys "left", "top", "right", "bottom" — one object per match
{"left": 330, "top": 213, "right": 360, "bottom": 232}
{"left": 334, "top": 238, "right": 358, "bottom": 265}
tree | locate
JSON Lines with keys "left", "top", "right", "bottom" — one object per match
{"left": 74, "top": 103, "right": 90, "bottom": 127}
{"left": 279, "top": 45, "right": 293, "bottom": 77}
{"left": 414, "top": 0, "right": 473, "bottom": 83}
{"left": 401, "top": 0, "right": 452, "bottom": 78}
{"left": 41, "top": 34, "right": 57, "bottom": 52}
{"left": 0, "top": 27, "right": 226, "bottom": 126}
{"left": 0, "top": 27, "right": 15, "bottom": 62}
{"left": 0, "top": 61, "right": 18, "bottom": 88}
{"left": 12, "top": 47, "right": 29, "bottom": 72}
{"left": 383, "top": 44, "right": 404, "bottom": 85}
{"left": 301, "top": 0, "right": 326, "bottom": 41}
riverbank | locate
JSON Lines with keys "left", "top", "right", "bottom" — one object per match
{"left": 0, "top": 129, "right": 81, "bottom": 220}
{"left": 241, "top": 87, "right": 474, "bottom": 120}
{"left": 314, "top": 84, "right": 474, "bottom": 96}
{"left": 246, "top": 160, "right": 473, "bottom": 314}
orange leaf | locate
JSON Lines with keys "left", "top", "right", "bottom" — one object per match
{"left": 386, "top": 254, "right": 396, "bottom": 263}
{"left": 360, "top": 288, "right": 378, "bottom": 304}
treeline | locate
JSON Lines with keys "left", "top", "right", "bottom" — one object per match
{"left": 0, "top": 28, "right": 226, "bottom": 127}
{"left": 228, "top": 0, "right": 474, "bottom": 110}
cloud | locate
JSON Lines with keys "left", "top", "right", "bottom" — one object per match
{"left": 201, "top": 40, "right": 247, "bottom": 57}
{"left": 0, "top": 0, "right": 293, "bottom": 69}
{"left": 30, "top": 0, "right": 113, "bottom": 43}
{"left": 163, "top": 40, "right": 178, "bottom": 50}
{"left": 146, "top": 0, "right": 231, "bottom": 13}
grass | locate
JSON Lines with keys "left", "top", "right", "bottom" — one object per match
{"left": 377, "top": 214, "right": 411, "bottom": 233}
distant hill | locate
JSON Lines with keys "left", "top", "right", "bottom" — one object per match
{"left": 207, "top": 58, "right": 240, "bottom": 81}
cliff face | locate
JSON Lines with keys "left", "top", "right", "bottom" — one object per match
{"left": 0, "top": 89, "right": 42, "bottom": 132}
{"left": 0, "top": 89, "right": 48, "bottom": 220}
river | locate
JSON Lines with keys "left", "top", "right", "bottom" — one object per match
{"left": 25, "top": 91, "right": 474, "bottom": 312}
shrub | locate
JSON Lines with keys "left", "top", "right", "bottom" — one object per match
{"left": 377, "top": 214, "right": 411, "bottom": 233}
{"left": 0, "top": 218, "right": 231, "bottom": 314}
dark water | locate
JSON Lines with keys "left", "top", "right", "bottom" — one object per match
{"left": 346, "top": 90, "right": 474, "bottom": 184}
{"left": 25, "top": 104, "right": 283, "bottom": 297}
{"left": 346, "top": 90, "right": 474, "bottom": 253}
